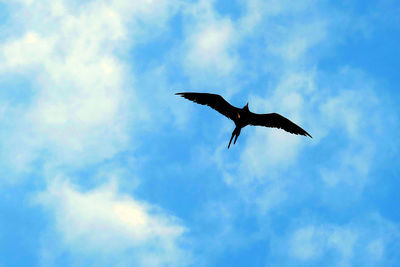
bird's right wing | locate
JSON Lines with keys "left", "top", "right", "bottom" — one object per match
{"left": 248, "top": 112, "right": 312, "bottom": 138}
{"left": 175, "top": 92, "right": 240, "bottom": 121}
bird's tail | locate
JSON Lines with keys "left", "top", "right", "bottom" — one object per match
{"left": 228, "top": 127, "right": 241, "bottom": 149}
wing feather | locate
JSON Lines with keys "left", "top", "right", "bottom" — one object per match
{"left": 175, "top": 92, "right": 240, "bottom": 121}
{"left": 249, "top": 112, "right": 312, "bottom": 138}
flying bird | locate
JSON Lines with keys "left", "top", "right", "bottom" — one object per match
{"left": 176, "top": 92, "right": 312, "bottom": 149}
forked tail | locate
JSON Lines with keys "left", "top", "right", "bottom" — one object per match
{"left": 227, "top": 127, "right": 241, "bottom": 149}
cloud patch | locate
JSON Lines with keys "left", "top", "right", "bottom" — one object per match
{"left": 35, "top": 179, "right": 190, "bottom": 266}
{"left": 0, "top": 0, "right": 180, "bottom": 174}
{"left": 287, "top": 214, "right": 399, "bottom": 266}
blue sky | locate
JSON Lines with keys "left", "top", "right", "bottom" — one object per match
{"left": 0, "top": 0, "right": 399, "bottom": 266}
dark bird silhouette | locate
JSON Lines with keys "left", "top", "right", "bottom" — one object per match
{"left": 176, "top": 92, "right": 312, "bottom": 149}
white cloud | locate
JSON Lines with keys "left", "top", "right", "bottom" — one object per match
{"left": 238, "top": 0, "right": 330, "bottom": 66}
{"left": 315, "top": 69, "right": 381, "bottom": 189}
{"left": 241, "top": 128, "right": 304, "bottom": 176}
{"left": 290, "top": 226, "right": 324, "bottom": 260}
{"left": 186, "top": 19, "right": 237, "bottom": 75}
{"left": 35, "top": 178, "right": 190, "bottom": 266}
{"left": 183, "top": 0, "right": 238, "bottom": 76}
{"left": 0, "top": 0, "right": 179, "bottom": 173}
{"left": 320, "top": 90, "right": 363, "bottom": 137}
{"left": 239, "top": 0, "right": 315, "bottom": 32}
{"left": 287, "top": 214, "right": 400, "bottom": 266}
{"left": 328, "top": 227, "right": 358, "bottom": 261}
{"left": 266, "top": 20, "right": 328, "bottom": 62}
{"left": 319, "top": 142, "right": 374, "bottom": 188}
{"left": 290, "top": 224, "right": 357, "bottom": 263}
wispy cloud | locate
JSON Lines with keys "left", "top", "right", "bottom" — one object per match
{"left": 0, "top": 0, "right": 190, "bottom": 265}
{"left": 35, "top": 178, "right": 190, "bottom": 267}
{"left": 286, "top": 213, "right": 399, "bottom": 266}
{"left": 0, "top": 0, "right": 179, "bottom": 174}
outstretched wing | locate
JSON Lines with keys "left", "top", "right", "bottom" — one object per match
{"left": 176, "top": 92, "right": 240, "bottom": 121}
{"left": 248, "top": 112, "right": 312, "bottom": 138}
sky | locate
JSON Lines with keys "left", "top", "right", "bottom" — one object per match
{"left": 0, "top": 0, "right": 399, "bottom": 266}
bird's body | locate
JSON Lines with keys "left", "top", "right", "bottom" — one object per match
{"left": 176, "top": 92, "right": 311, "bottom": 149}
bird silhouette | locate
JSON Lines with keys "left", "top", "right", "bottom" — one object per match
{"left": 176, "top": 92, "right": 312, "bottom": 149}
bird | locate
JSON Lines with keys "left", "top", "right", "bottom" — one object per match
{"left": 176, "top": 92, "right": 312, "bottom": 149}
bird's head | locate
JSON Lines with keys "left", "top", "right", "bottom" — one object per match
{"left": 243, "top": 102, "right": 249, "bottom": 111}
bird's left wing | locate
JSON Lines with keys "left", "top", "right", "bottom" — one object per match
{"left": 175, "top": 92, "right": 240, "bottom": 121}
{"left": 248, "top": 112, "right": 312, "bottom": 138}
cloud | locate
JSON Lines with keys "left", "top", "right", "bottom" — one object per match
{"left": 265, "top": 19, "right": 329, "bottom": 63}
{"left": 35, "top": 178, "right": 190, "bottom": 267}
{"left": 287, "top": 214, "right": 399, "bottom": 266}
{"left": 0, "top": 1, "right": 190, "bottom": 263}
{"left": 182, "top": 0, "right": 238, "bottom": 77}
{"left": 185, "top": 18, "right": 237, "bottom": 75}
{"left": 0, "top": 0, "right": 179, "bottom": 175}
{"left": 290, "top": 225, "right": 357, "bottom": 263}
{"left": 238, "top": 0, "right": 330, "bottom": 63}
{"left": 290, "top": 226, "right": 325, "bottom": 260}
